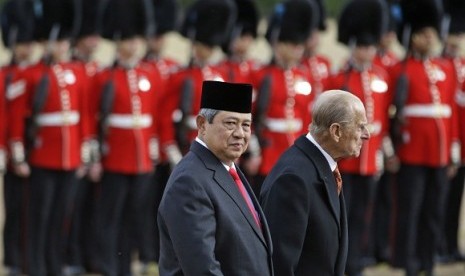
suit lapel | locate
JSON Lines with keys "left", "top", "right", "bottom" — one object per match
{"left": 191, "top": 142, "right": 267, "bottom": 246}
{"left": 295, "top": 136, "right": 341, "bottom": 231}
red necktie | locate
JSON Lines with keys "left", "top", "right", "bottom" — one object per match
{"left": 333, "top": 166, "right": 342, "bottom": 195}
{"left": 229, "top": 167, "right": 261, "bottom": 228}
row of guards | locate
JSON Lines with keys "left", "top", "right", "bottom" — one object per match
{"left": 0, "top": 0, "right": 465, "bottom": 275}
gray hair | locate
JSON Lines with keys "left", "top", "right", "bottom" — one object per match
{"left": 310, "top": 90, "right": 362, "bottom": 135}
{"left": 199, "top": 108, "right": 220, "bottom": 123}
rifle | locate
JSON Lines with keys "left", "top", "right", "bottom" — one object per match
{"left": 96, "top": 34, "right": 119, "bottom": 157}
{"left": 254, "top": 73, "right": 272, "bottom": 148}
{"left": 96, "top": 68, "right": 115, "bottom": 157}
{"left": 24, "top": 23, "right": 60, "bottom": 156}
{"left": 4, "top": 25, "right": 18, "bottom": 89}
{"left": 175, "top": 77, "right": 194, "bottom": 154}
{"left": 389, "top": 24, "right": 411, "bottom": 149}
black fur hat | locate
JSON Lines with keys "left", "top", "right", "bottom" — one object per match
{"left": 1, "top": 0, "right": 36, "bottom": 47}
{"left": 180, "top": 0, "right": 237, "bottom": 47}
{"left": 101, "top": 0, "right": 155, "bottom": 40}
{"left": 150, "top": 0, "right": 179, "bottom": 37}
{"left": 265, "top": 0, "right": 318, "bottom": 44}
{"left": 34, "top": 0, "right": 81, "bottom": 41}
{"left": 444, "top": 0, "right": 465, "bottom": 34}
{"left": 338, "top": 0, "right": 389, "bottom": 46}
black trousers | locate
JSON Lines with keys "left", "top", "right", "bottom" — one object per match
{"left": 342, "top": 173, "right": 377, "bottom": 276}
{"left": 95, "top": 171, "right": 152, "bottom": 276}
{"left": 392, "top": 164, "right": 448, "bottom": 275}
{"left": 66, "top": 176, "right": 99, "bottom": 271}
{"left": 27, "top": 167, "right": 78, "bottom": 276}
{"left": 141, "top": 162, "right": 171, "bottom": 263}
{"left": 372, "top": 171, "right": 395, "bottom": 262}
{"left": 3, "top": 170, "right": 28, "bottom": 271}
{"left": 443, "top": 166, "right": 465, "bottom": 257}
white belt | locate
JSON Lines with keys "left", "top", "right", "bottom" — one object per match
{"left": 36, "top": 111, "right": 80, "bottom": 126}
{"left": 367, "top": 121, "right": 382, "bottom": 136}
{"left": 265, "top": 118, "right": 303, "bottom": 133}
{"left": 108, "top": 114, "right": 152, "bottom": 129}
{"left": 403, "top": 104, "right": 451, "bottom": 118}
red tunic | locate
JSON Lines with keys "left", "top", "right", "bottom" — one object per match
{"left": 0, "top": 70, "right": 5, "bottom": 151}
{"left": 252, "top": 64, "right": 315, "bottom": 175}
{"left": 373, "top": 50, "right": 400, "bottom": 70}
{"left": 217, "top": 58, "right": 262, "bottom": 83}
{"left": 8, "top": 61, "right": 90, "bottom": 170}
{"left": 390, "top": 56, "right": 459, "bottom": 166}
{"left": 327, "top": 65, "right": 391, "bottom": 175}
{"left": 300, "top": 54, "right": 331, "bottom": 98}
{"left": 443, "top": 56, "right": 465, "bottom": 162}
{"left": 89, "top": 63, "right": 161, "bottom": 174}
{"left": 142, "top": 58, "right": 180, "bottom": 162}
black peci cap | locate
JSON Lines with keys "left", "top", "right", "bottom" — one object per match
{"left": 180, "top": 0, "right": 237, "bottom": 47}
{"left": 338, "top": 0, "right": 389, "bottom": 46}
{"left": 265, "top": 0, "right": 318, "bottom": 44}
{"left": 1, "top": 0, "right": 36, "bottom": 47}
{"left": 200, "top": 81, "right": 252, "bottom": 113}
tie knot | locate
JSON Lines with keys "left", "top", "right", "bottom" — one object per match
{"left": 229, "top": 167, "right": 240, "bottom": 181}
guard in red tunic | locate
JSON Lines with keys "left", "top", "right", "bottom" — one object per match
{"left": 390, "top": 0, "right": 460, "bottom": 274}
{"left": 141, "top": 0, "right": 181, "bottom": 267}
{"left": 7, "top": 0, "right": 90, "bottom": 274}
{"left": 1, "top": 0, "right": 38, "bottom": 273}
{"left": 158, "top": 0, "right": 236, "bottom": 167}
{"left": 88, "top": 0, "right": 162, "bottom": 274}
{"left": 440, "top": 0, "right": 465, "bottom": 263}
{"left": 327, "top": 1, "right": 390, "bottom": 275}
{"left": 216, "top": 0, "right": 262, "bottom": 182}
{"left": 251, "top": 0, "right": 317, "bottom": 194}
{"left": 371, "top": 0, "right": 402, "bottom": 264}
{"left": 65, "top": 0, "right": 104, "bottom": 273}
{"left": 218, "top": 0, "right": 261, "bottom": 84}
{"left": 373, "top": 0, "right": 401, "bottom": 71}
{"left": 300, "top": 0, "right": 331, "bottom": 100}
{"left": 0, "top": 70, "right": 5, "bottom": 176}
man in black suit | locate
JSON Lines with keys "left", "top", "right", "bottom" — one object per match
{"left": 158, "top": 81, "right": 273, "bottom": 275}
{"left": 260, "top": 90, "right": 370, "bottom": 276}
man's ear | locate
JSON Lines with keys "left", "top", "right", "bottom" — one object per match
{"left": 196, "top": 115, "right": 207, "bottom": 132}
{"left": 329, "top": 123, "right": 342, "bottom": 142}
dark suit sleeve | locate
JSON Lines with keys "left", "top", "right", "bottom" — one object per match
{"left": 261, "top": 173, "right": 310, "bottom": 276}
{"left": 158, "top": 173, "right": 224, "bottom": 276}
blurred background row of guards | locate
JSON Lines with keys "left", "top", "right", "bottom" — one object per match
{"left": 0, "top": 0, "right": 464, "bottom": 276}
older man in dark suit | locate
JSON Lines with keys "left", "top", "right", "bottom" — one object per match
{"left": 158, "top": 80, "right": 273, "bottom": 276}
{"left": 260, "top": 90, "right": 370, "bottom": 276}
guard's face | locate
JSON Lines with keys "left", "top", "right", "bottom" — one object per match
{"left": 411, "top": 27, "right": 438, "bottom": 54}
{"left": 50, "top": 39, "right": 71, "bottom": 59}
{"left": 199, "top": 111, "right": 252, "bottom": 165}
{"left": 353, "top": 45, "right": 377, "bottom": 64}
